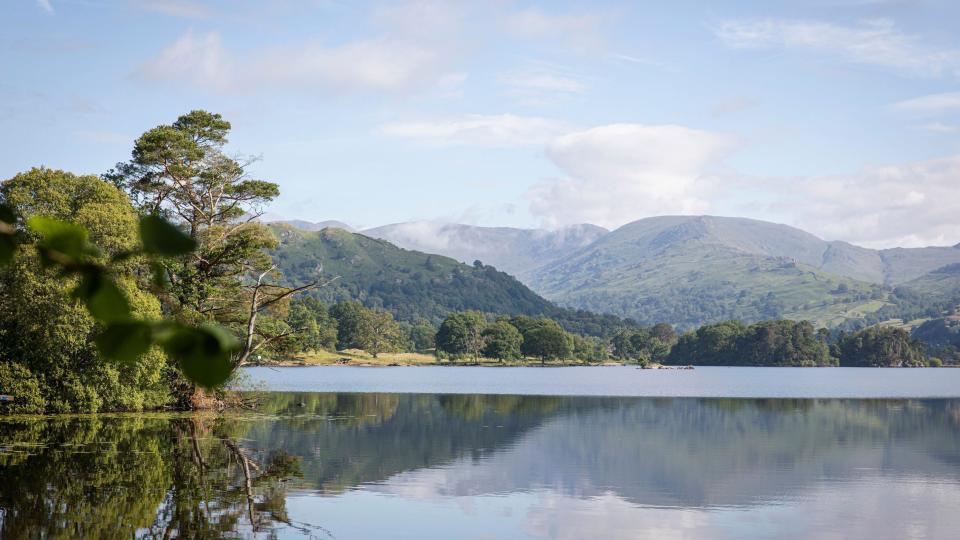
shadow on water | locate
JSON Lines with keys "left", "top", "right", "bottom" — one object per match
{"left": 2, "top": 394, "right": 960, "bottom": 538}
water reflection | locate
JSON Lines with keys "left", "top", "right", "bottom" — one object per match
{"left": 2, "top": 395, "right": 960, "bottom": 539}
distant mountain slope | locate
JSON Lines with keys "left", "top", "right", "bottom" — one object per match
{"left": 270, "top": 219, "right": 355, "bottom": 232}
{"left": 269, "top": 224, "right": 557, "bottom": 323}
{"left": 525, "top": 216, "right": 890, "bottom": 328}
{"left": 879, "top": 247, "right": 960, "bottom": 285}
{"left": 899, "top": 263, "right": 960, "bottom": 303}
{"left": 362, "top": 222, "right": 608, "bottom": 276}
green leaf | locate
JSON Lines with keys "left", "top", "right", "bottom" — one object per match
{"left": 139, "top": 215, "right": 196, "bottom": 256}
{"left": 0, "top": 205, "right": 13, "bottom": 267}
{"left": 150, "top": 261, "right": 170, "bottom": 289}
{"left": 27, "top": 216, "right": 90, "bottom": 265}
{"left": 159, "top": 324, "right": 238, "bottom": 388}
{"left": 96, "top": 322, "right": 153, "bottom": 363}
{"left": 74, "top": 270, "right": 132, "bottom": 323}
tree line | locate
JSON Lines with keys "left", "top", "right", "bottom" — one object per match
{"left": 285, "top": 299, "right": 942, "bottom": 369}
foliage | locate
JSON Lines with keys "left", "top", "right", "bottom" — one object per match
{"left": 107, "top": 110, "right": 312, "bottom": 380}
{"left": 518, "top": 318, "right": 572, "bottom": 362}
{"left": 328, "top": 300, "right": 404, "bottom": 357}
{"left": 834, "top": 326, "right": 926, "bottom": 367}
{"left": 912, "top": 317, "right": 960, "bottom": 348}
{"left": 482, "top": 319, "right": 524, "bottom": 361}
{"left": 271, "top": 225, "right": 554, "bottom": 324}
{"left": 285, "top": 297, "right": 338, "bottom": 353}
{"left": 406, "top": 321, "right": 437, "bottom": 352}
{"left": 0, "top": 169, "right": 184, "bottom": 412}
{"left": 0, "top": 415, "right": 306, "bottom": 538}
{"left": 435, "top": 311, "right": 487, "bottom": 360}
{"left": 665, "top": 319, "right": 834, "bottom": 366}
{"left": 0, "top": 363, "right": 45, "bottom": 414}
{"left": 571, "top": 334, "right": 608, "bottom": 363}
{"left": 329, "top": 300, "right": 368, "bottom": 350}
{"left": 611, "top": 327, "right": 673, "bottom": 365}
{"left": 362, "top": 309, "right": 405, "bottom": 358}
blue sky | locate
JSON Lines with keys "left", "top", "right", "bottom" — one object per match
{"left": 3, "top": 0, "right": 960, "bottom": 247}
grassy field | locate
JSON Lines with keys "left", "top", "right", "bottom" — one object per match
{"left": 269, "top": 349, "right": 626, "bottom": 367}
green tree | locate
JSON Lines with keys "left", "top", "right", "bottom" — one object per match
{"left": 108, "top": 110, "right": 314, "bottom": 374}
{"left": 481, "top": 319, "right": 523, "bottom": 361}
{"left": 436, "top": 311, "right": 487, "bottom": 361}
{"left": 362, "top": 309, "right": 404, "bottom": 358}
{"left": 665, "top": 319, "right": 833, "bottom": 367}
{"left": 330, "top": 300, "right": 368, "bottom": 350}
{"left": 407, "top": 321, "right": 437, "bottom": 352}
{"left": 836, "top": 326, "right": 926, "bottom": 367}
{"left": 286, "top": 297, "right": 337, "bottom": 353}
{"left": 0, "top": 169, "right": 170, "bottom": 412}
{"left": 521, "top": 319, "right": 572, "bottom": 364}
{"left": 328, "top": 301, "right": 403, "bottom": 357}
{"left": 571, "top": 334, "right": 607, "bottom": 363}
{"left": 650, "top": 323, "right": 677, "bottom": 347}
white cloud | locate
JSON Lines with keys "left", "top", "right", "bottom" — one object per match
{"left": 715, "top": 18, "right": 960, "bottom": 78}
{"left": 378, "top": 114, "right": 570, "bottom": 147}
{"left": 783, "top": 154, "right": 960, "bottom": 247}
{"left": 138, "top": 0, "right": 212, "bottom": 19}
{"left": 528, "top": 124, "right": 737, "bottom": 228}
{"left": 527, "top": 123, "right": 960, "bottom": 247}
{"left": 892, "top": 91, "right": 960, "bottom": 112}
{"left": 36, "top": 0, "right": 53, "bottom": 13}
{"left": 499, "top": 67, "right": 586, "bottom": 104}
{"left": 138, "top": 31, "right": 456, "bottom": 94}
{"left": 500, "top": 71, "right": 585, "bottom": 94}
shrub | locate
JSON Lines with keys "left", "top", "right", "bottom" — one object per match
{"left": 0, "top": 362, "right": 46, "bottom": 414}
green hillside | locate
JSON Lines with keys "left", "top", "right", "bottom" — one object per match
{"left": 899, "top": 263, "right": 960, "bottom": 303}
{"left": 526, "top": 216, "right": 890, "bottom": 328}
{"left": 270, "top": 224, "right": 557, "bottom": 324}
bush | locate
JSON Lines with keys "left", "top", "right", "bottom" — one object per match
{"left": 0, "top": 362, "right": 46, "bottom": 414}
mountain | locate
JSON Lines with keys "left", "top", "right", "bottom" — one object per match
{"left": 524, "top": 216, "right": 898, "bottom": 328}
{"left": 899, "top": 263, "right": 960, "bottom": 303}
{"left": 269, "top": 224, "right": 557, "bottom": 324}
{"left": 269, "top": 215, "right": 960, "bottom": 329}
{"left": 362, "top": 222, "right": 608, "bottom": 276}
{"left": 270, "top": 219, "right": 355, "bottom": 232}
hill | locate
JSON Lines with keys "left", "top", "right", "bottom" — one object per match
{"left": 524, "top": 216, "right": 892, "bottom": 328}
{"left": 268, "top": 219, "right": 355, "bottom": 232}
{"left": 898, "top": 263, "right": 960, "bottom": 303}
{"left": 270, "top": 224, "right": 556, "bottom": 324}
{"left": 362, "top": 221, "right": 607, "bottom": 276}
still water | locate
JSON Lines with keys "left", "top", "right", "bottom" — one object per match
{"left": 245, "top": 365, "right": 960, "bottom": 398}
{"left": 2, "top": 390, "right": 960, "bottom": 538}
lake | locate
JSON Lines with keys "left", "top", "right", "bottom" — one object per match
{"left": 2, "top": 368, "right": 960, "bottom": 539}
{"left": 244, "top": 365, "right": 960, "bottom": 398}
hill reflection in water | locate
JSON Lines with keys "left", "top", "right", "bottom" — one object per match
{"left": 2, "top": 394, "right": 960, "bottom": 539}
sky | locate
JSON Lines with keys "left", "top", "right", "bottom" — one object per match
{"left": 3, "top": 0, "right": 960, "bottom": 248}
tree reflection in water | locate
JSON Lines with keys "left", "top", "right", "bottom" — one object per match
{"left": 0, "top": 414, "right": 326, "bottom": 539}
{"left": 2, "top": 395, "right": 960, "bottom": 539}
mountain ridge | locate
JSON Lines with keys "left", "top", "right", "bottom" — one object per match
{"left": 271, "top": 215, "right": 960, "bottom": 328}
{"left": 362, "top": 221, "right": 608, "bottom": 276}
